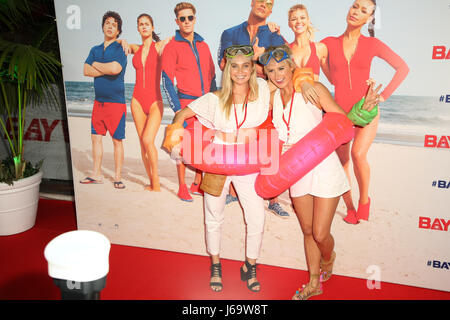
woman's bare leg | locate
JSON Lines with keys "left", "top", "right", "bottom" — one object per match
{"left": 351, "top": 114, "right": 379, "bottom": 205}
{"left": 142, "top": 101, "right": 163, "bottom": 191}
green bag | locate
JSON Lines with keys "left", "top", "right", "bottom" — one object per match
{"left": 347, "top": 98, "right": 379, "bottom": 127}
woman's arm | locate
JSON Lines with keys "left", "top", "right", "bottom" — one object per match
{"left": 316, "top": 80, "right": 381, "bottom": 122}
{"left": 115, "top": 39, "right": 138, "bottom": 55}
{"left": 374, "top": 38, "right": 409, "bottom": 101}
{"left": 269, "top": 87, "right": 276, "bottom": 111}
{"left": 163, "top": 107, "right": 197, "bottom": 154}
{"left": 155, "top": 36, "right": 174, "bottom": 55}
{"left": 316, "top": 41, "right": 332, "bottom": 84}
{"left": 313, "top": 82, "right": 346, "bottom": 115}
{"left": 173, "top": 107, "right": 196, "bottom": 125}
{"left": 292, "top": 68, "right": 319, "bottom": 105}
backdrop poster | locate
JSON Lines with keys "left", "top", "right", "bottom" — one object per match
{"left": 54, "top": 0, "right": 450, "bottom": 292}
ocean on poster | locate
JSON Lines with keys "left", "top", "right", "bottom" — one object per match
{"left": 64, "top": 81, "right": 450, "bottom": 147}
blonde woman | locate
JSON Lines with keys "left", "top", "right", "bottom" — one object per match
{"left": 163, "top": 45, "right": 271, "bottom": 293}
{"left": 288, "top": 4, "right": 326, "bottom": 82}
{"left": 260, "top": 45, "right": 379, "bottom": 299}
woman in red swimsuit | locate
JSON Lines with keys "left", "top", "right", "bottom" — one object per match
{"left": 320, "top": 0, "right": 409, "bottom": 223}
{"left": 287, "top": 4, "right": 325, "bottom": 80}
{"left": 124, "top": 14, "right": 170, "bottom": 191}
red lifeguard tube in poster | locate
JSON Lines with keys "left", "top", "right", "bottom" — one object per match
{"left": 180, "top": 117, "right": 281, "bottom": 176}
{"left": 255, "top": 112, "right": 355, "bottom": 199}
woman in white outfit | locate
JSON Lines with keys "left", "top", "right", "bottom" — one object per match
{"left": 261, "top": 45, "right": 351, "bottom": 300}
{"left": 163, "top": 45, "right": 271, "bottom": 293}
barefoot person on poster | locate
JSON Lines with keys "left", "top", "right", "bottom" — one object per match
{"left": 320, "top": 0, "right": 409, "bottom": 223}
{"left": 261, "top": 45, "right": 379, "bottom": 299}
{"left": 163, "top": 45, "right": 271, "bottom": 293}
{"left": 218, "top": 0, "right": 290, "bottom": 218}
{"left": 117, "top": 14, "right": 171, "bottom": 192}
{"left": 80, "top": 11, "right": 128, "bottom": 189}
{"left": 161, "top": 2, "right": 217, "bottom": 202}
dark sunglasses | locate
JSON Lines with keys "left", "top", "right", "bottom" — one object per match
{"left": 225, "top": 45, "right": 254, "bottom": 59}
{"left": 179, "top": 15, "right": 195, "bottom": 22}
{"left": 259, "top": 48, "right": 290, "bottom": 66}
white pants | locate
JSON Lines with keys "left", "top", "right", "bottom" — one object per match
{"left": 204, "top": 173, "right": 265, "bottom": 260}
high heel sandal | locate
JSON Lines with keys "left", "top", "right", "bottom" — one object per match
{"left": 356, "top": 197, "right": 371, "bottom": 221}
{"left": 343, "top": 209, "right": 359, "bottom": 224}
{"left": 240, "top": 260, "right": 260, "bottom": 292}
{"left": 210, "top": 263, "right": 223, "bottom": 292}
{"left": 320, "top": 251, "right": 336, "bottom": 282}
{"left": 292, "top": 274, "right": 323, "bottom": 300}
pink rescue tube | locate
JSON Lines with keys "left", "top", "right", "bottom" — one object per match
{"left": 255, "top": 112, "right": 354, "bottom": 198}
{"left": 181, "top": 119, "right": 281, "bottom": 176}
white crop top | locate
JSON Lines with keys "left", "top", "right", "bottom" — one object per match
{"left": 188, "top": 77, "right": 270, "bottom": 134}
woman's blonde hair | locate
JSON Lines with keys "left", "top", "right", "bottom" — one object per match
{"left": 218, "top": 55, "right": 258, "bottom": 119}
{"left": 288, "top": 4, "right": 318, "bottom": 40}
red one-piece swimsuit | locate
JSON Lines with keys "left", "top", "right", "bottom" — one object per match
{"left": 132, "top": 42, "right": 162, "bottom": 115}
{"left": 321, "top": 34, "right": 409, "bottom": 112}
{"left": 289, "top": 41, "right": 321, "bottom": 77}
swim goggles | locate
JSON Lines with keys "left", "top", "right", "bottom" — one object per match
{"left": 225, "top": 45, "right": 254, "bottom": 59}
{"left": 255, "top": 0, "right": 274, "bottom": 10}
{"left": 258, "top": 48, "right": 290, "bottom": 66}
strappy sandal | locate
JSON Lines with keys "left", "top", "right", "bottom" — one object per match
{"left": 240, "top": 260, "right": 260, "bottom": 292}
{"left": 210, "top": 263, "right": 223, "bottom": 292}
{"left": 292, "top": 274, "right": 323, "bottom": 300}
{"left": 320, "top": 251, "right": 336, "bottom": 282}
{"left": 113, "top": 181, "right": 126, "bottom": 189}
{"left": 80, "top": 177, "right": 103, "bottom": 184}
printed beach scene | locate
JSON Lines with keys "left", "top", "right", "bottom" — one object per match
{"left": 65, "top": 81, "right": 450, "bottom": 148}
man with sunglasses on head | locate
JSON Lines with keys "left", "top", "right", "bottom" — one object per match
{"left": 162, "top": 2, "right": 217, "bottom": 202}
{"left": 218, "top": 0, "right": 290, "bottom": 219}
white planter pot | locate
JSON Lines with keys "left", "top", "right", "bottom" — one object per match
{"left": 0, "top": 170, "right": 43, "bottom": 236}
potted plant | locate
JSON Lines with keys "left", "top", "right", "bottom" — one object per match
{"left": 0, "top": 0, "right": 63, "bottom": 235}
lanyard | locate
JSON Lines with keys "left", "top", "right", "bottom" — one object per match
{"left": 233, "top": 88, "right": 250, "bottom": 134}
{"left": 280, "top": 89, "right": 295, "bottom": 144}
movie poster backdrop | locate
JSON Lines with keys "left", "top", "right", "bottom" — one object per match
{"left": 54, "top": 0, "right": 450, "bottom": 292}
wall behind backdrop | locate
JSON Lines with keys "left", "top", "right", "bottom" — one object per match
{"left": 54, "top": 0, "right": 450, "bottom": 292}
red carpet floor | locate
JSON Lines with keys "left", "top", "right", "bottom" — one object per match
{"left": 1, "top": 198, "right": 449, "bottom": 301}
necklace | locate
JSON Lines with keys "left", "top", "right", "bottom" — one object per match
{"left": 280, "top": 89, "right": 295, "bottom": 145}
{"left": 233, "top": 88, "right": 250, "bottom": 143}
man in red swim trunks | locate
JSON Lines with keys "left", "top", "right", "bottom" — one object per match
{"left": 81, "top": 11, "right": 128, "bottom": 189}
{"left": 162, "top": 2, "right": 217, "bottom": 202}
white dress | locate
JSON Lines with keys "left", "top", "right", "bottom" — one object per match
{"left": 272, "top": 90, "right": 350, "bottom": 198}
{"left": 185, "top": 78, "right": 270, "bottom": 259}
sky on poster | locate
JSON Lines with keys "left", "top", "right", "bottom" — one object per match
{"left": 54, "top": 0, "right": 450, "bottom": 96}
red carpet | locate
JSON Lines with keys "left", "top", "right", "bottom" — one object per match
{"left": 1, "top": 198, "right": 449, "bottom": 300}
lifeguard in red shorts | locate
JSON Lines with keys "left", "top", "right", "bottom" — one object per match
{"left": 81, "top": 11, "right": 128, "bottom": 189}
